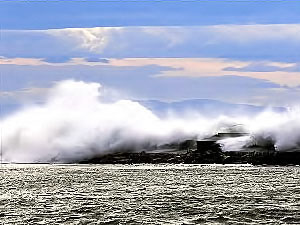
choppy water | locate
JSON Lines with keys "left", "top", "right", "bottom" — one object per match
{"left": 0, "top": 164, "right": 299, "bottom": 225}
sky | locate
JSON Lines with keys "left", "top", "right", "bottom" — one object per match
{"left": 1, "top": 0, "right": 300, "bottom": 107}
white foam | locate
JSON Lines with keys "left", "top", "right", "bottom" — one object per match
{"left": 0, "top": 80, "right": 298, "bottom": 162}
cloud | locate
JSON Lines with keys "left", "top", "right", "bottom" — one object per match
{"left": 224, "top": 62, "right": 300, "bottom": 73}
{"left": 107, "top": 58, "right": 300, "bottom": 87}
{"left": 0, "top": 57, "right": 109, "bottom": 66}
{"left": 2, "top": 24, "right": 300, "bottom": 61}
{"left": 2, "top": 57, "right": 300, "bottom": 87}
{"left": 2, "top": 55, "right": 300, "bottom": 107}
{"left": 46, "top": 27, "right": 124, "bottom": 53}
{"left": 0, "top": 57, "right": 46, "bottom": 66}
{"left": 1, "top": 62, "right": 286, "bottom": 107}
{"left": 203, "top": 24, "right": 300, "bottom": 43}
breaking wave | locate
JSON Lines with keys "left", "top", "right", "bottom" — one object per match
{"left": 1, "top": 80, "right": 299, "bottom": 163}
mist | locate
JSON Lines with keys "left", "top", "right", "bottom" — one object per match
{"left": 1, "top": 80, "right": 299, "bottom": 163}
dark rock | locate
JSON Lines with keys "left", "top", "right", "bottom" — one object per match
{"left": 79, "top": 140, "right": 300, "bottom": 165}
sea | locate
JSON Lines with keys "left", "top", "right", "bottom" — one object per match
{"left": 0, "top": 164, "right": 299, "bottom": 225}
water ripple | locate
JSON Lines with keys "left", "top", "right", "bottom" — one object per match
{"left": 0, "top": 164, "right": 299, "bottom": 224}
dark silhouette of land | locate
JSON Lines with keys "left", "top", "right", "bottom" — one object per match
{"left": 80, "top": 139, "right": 300, "bottom": 166}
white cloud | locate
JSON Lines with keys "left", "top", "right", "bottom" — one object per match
{"left": 203, "top": 24, "right": 300, "bottom": 43}
{"left": 56, "top": 24, "right": 300, "bottom": 51}
{"left": 2, "top": 24, "right": 300, "bottom": 59}
{"left": 46, "top": 27, "right": 124, "bottom": 53}
{"left": 141, "top": 26, "right": 186, "bottom": 47}
{"left": 140, "top": 24, "right": 300, "bottom": 46}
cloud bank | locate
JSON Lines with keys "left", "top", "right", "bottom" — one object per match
{"left": 2, "top": 25, "right": 300, "bottom": 61}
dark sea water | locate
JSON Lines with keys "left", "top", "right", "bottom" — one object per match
{"left": 0, "top": 164, "right": 299, "bottom": 225}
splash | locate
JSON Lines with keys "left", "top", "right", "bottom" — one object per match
{"left": 0, "top": 80, "right": 299, "bottom": 163}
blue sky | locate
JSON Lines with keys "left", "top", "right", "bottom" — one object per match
{"left": 1, "top": 0, "right": 300, "bottom": 107}
{"left": 1, "top": 1, "right": 300, "bottom": 29}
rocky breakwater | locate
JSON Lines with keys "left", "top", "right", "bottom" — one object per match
{"left": 79, "top": 139, "right": 300, "bottom": 165}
